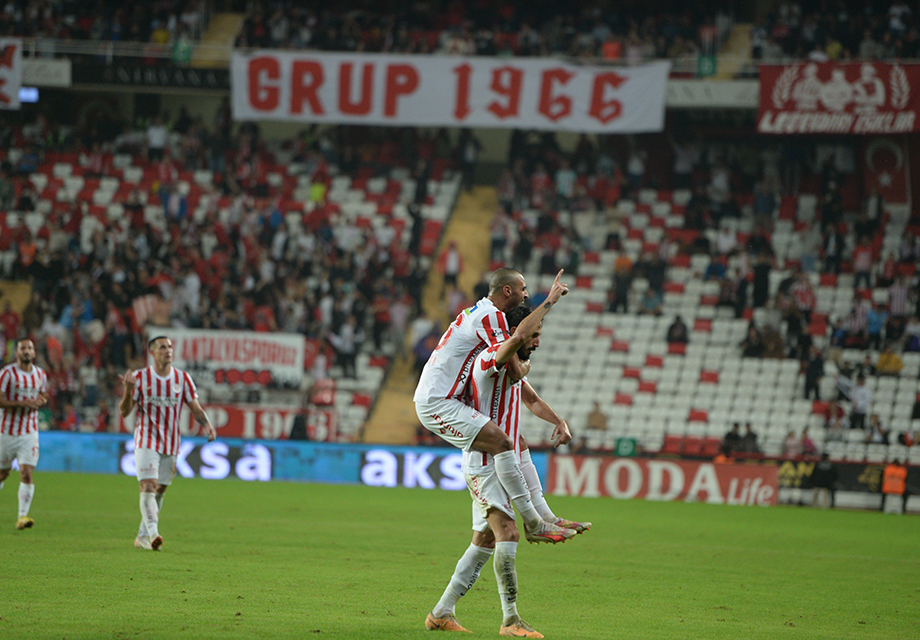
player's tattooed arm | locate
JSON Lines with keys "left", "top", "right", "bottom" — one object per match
{"left": 189, "top": 400, "right": 217, "bottom": 442}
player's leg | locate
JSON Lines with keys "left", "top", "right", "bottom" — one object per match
{"left": 0, "top": 435, "right": 10, "bottom": 493}
{"left": 14, "top": 434, "right": 38, "bottom": 529}
{"left": 16, "top": 463, "right": 35, "bottom": 528}
{"left": 486, "top": 510, "right": 543, "bottom": 639}
{"left": 135, "top": 448, "right": 163, "bottom": 550}
{"left": 472, "top": 424, "right": 543, "bottom": 531}
{"left": 416, "top": 399, "right": 569, "bottom": 542}
{"left": 518, "top": 438, "right": 591, "bottom": 534}
{"left": 428, "top": 501, "right": 496, "bottom": 632}
{"left": 149, "top": 456, "right": 175, "bottom": 549}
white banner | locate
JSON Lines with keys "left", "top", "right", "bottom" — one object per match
{"left": 148, "top": 329, "right": 305, "bottom": 389}
{"left": 0, "top": 38, "right": 22, "bottom": 110}
{"left": 22, "top": 57, "right": 71, "bottom": 87}
{"left": 231, "top": 51, "right": 670, "bottom": 132}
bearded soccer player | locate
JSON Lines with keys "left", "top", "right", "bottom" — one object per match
{"left": 120, "top": 336, "right": 216, "bottom": 551}
{"left": 425, "top": 305, "right": 591, "bottom": 637}
{"left": 0, "top": 338, "right": 48, "bottom": 530}
{"left": 414, "top": 268, "right": 574, "bottom": 544}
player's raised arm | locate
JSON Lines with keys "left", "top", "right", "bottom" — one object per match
{"left": 119, "top": 370, "right": 136, "bottom": 417}
{"left": 512, "top": 269, "right": 567, "bottom": 345}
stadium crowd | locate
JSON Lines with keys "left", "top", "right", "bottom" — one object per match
{"left": 752, "top": 1, "right": 920, "bottom": 62}
{"left": 1, "top": 0, "right": 208, "bottom": 42}
{"left": 484, "top": 124, "right": 920, "bottom": 456}
{"left": 232, "top": 0, "right": 732, "bottom": 62}
{"left": 0, "top": 106, "right": 451, "bottom": 432}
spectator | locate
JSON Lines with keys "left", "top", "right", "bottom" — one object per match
{"left": 146, "top": 116, "right": 168, "bottom": 163}
{"left": 903, "top": 315, "right": 920, "bottom": 352}
{"left": 722, "top": 422, "right": 742, "bottom": 455}
{"left": 740, "top": 322, "right": 765, "bottom": 358}
{"left": 876, "top": 345, "right": 904, "bottom": 377}
{"left": 866, "top": 303, "right": 889, "bottom": 352}
{"left": 850, "top": 375, "right": 871, "bottom": 430}
{"left": 327, "top": 314, "right": 363, "bottom": 379}
{"left": 851, "top": 237, "right": 874, "bottom": 290}
{"left": 586, "top": 402, "right": 607, "bottom": 431}
{"left": 881, "top": 459, "right": 908, "bottom": 514}
{"left": 800, "top": 427, "right": 818, "bottom": 456}
{"left": 866, "top": 414, "right": 890, "bottom": 444}
{"left": 638, "top": 287, "right": 663, "bottom": 316}
{"left": 836, "top": 360, "right": 855, "bottom": 401}
{"left": 740, "top": 423, "right": 760, "bottom": 454}
{"left": 803, "top": 345, "right": 824, "bottom": 400}
{"left": 666, "top": 315, "right": 689, "bottom": 344}
{"left": 810, "top": 453, "right": 838, "bottom": 509}
{"left": 782, "top": 429, "right": 803, "bottom": 457}
{"left": 437, "top": 240, "right": 464, "bottom": 297}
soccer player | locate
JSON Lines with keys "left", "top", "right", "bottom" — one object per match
{"left": 425, "top": 305, "right": 590, "bottom": 638}
{"left": 414, "top": 268, "right": 573, "bottom": 544}
{"left": 0, "top": 338, "right": 48, "bottom": 530}
{"left": 120, "top": 336, "right": 216, "bottom": 551}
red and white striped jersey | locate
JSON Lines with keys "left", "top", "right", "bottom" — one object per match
{"left": 414, "top": 297, "right": 510, "bottom": 403}
{"left": 0, "top": 363, "right": 48, "bottom": 436}
{"left": 462, "top": 343, "right": 523, "bottom": 474}
{"left": 131, "top": 366, "right": 198, "bottom": 455}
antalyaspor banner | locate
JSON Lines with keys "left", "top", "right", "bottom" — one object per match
{"left": 758, "top": 62, "right": 919, "bottom": 134}
{"left": 548, "top": 456, "right": 779, "bottom": 505}
{"left": 148, "top": 328, "right": 305, "bottom": 389}
{"left": 0, "top": 38, "right": 22, "bottom": 110}
{"left": 231, "top": 51, "right": 670, "bottom": 132}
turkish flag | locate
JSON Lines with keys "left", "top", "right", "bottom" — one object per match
{"left": 862, "top": 137, "right": 908, "bottom": 204}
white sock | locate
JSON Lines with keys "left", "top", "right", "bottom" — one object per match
{"left": 138, "top": 492, "right": 165, "bottom": 537}
{"left": 520, "top": 449, "right": 557, "bottom": 522}
{"left": 140, "top": 492, "right": 159, "bottom": 539}
{"left": 493, "top": 541, "right": 519, "bottom": 623}
{"left": 432, "top": 544, "right": 494, "bottom": 617}
{"left": 493, "top": 451, "right": 541, "bottom": 529}
{"left": 18, "top": 483, "right": 34, "bottom": 518}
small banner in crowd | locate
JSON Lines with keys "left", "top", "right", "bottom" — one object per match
{"left": 758, "top": 62, "right": 920, "bottom": 134}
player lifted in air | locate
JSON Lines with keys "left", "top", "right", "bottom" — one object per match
{"left": 425, "top": 304, "right": 591, "bottom": 638}
{"left": 414, "top": 268, "right": 576, "bottom": 544}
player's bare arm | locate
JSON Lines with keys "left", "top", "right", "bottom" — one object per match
{"left": 189, "top": 399, "right": 217, "bottom": 441}
{"left": 522, "top": 381, "right": 572, "bottom": 447}
{"left": 119, "top": 370, "right": 136, "bottom": 417}
{"left": 0, "top": 395, "right": 40, "bottom": 410}
{"left": 512, "top": 269, "right": 568, "bottom": 345}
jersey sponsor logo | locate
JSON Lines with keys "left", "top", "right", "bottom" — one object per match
{"left": 463, "top": 303, "right": 479, "bottom": 316}
{"left": 147, "top": 395, "right": 181, "bottom": 407}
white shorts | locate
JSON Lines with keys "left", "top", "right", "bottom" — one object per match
{"left": 0, "top": 432, "right": 39, "bottom": 469}
{"left": 415, "top": 398, "right": 490, "bottom": 451}
{"left": 466, "top": 466, "right": 514, "bottom": 530}
{"left": 135, "top": 448, "right": 176, "bottom": 485}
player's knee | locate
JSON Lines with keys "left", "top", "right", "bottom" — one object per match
{"left": 19, "top": 470, "right": 32, "bottom": 484}
{"left": 495, "top": 521, "right": 519, "bottom": 543}
{"left": 0, "top": 468, "right": 9, "bottom": 482}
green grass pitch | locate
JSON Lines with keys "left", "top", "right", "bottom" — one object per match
{"left": 1, "top": 472, "right": 917, "bottom": 640}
